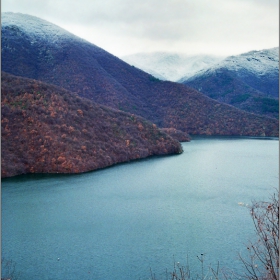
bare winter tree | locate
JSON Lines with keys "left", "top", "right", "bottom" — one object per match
{"left": 151, "top": 191, "right": 279, "bottom": 280}
{"left": 239, "top": 191, "right": 279, "bottom": 280}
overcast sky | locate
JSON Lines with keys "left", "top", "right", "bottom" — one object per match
{"left": 2, "top": 0, "right": 279, "bottom": 57}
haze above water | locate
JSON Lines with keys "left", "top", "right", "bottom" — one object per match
{"left": 2, "top": 137, "right": 279, "bottom": 280}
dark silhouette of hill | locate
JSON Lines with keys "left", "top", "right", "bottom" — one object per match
{"left": 1, "top": 12, "right": 279, "bottom": 137}
{"left": 1, "top": 72, "right": 183, "bottom": 178}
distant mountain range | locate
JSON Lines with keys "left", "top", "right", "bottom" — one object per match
{"left": 122, "top": 52, "right": 224, "bottom": 82}
{"left": 1, "top": 12, "right": 279, "bottom": 177}
{"left": 2, "top": 12, "right": 277, "bottom": 134}
{"left": 122, "top": 48, "right": 279, "bottom": 118}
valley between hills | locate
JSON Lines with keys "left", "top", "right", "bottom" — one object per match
{"left": 1, "top": 12, "right": 279, "bottom": 178}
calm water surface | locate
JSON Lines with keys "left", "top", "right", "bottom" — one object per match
{"left": 2, "top": 137, "right": 279, "bottom": 280}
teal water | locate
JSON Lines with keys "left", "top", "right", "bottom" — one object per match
{"left": 2, "top": 137, "right": 279, "bottom": 279}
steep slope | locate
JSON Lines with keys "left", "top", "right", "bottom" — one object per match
{"left": 1, "top": 72, "right": 182, "bottom": 178}
{"left": 1, "top": 12, "right": 279, "bottom": 137}
{"left": 122, "top": 52, "right": 224, "bottom": 82}
{"left": 181, "top": 48, "right": 279, "bottom": 118}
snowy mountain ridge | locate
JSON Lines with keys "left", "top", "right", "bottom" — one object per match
{"left": 121, "top": 52, "right": 225, "bottom": 82}
{"left": 182, "top": 47, "right": 279, "bottom": 82}
{"left": 2, "top": 12, "right": 94, "bottom": 46}
{"left": 220, "top": 47, "right": 279, "bottom": 75}
{"left": 181, "top": 47, "right": 279, "bottom": 118}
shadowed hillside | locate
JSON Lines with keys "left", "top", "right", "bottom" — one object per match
{"left": 1, "top": 72, "right": 183, "bottom": 178}
{"left": 2, "top": 12, "right": 278, "bottom": 137}
{"left": 183, "top": 68, "right": 279, "bottom": 119}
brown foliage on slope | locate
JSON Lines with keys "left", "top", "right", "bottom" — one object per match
{"left": 1, "top": 72, "right": 182, "bottom": 178}
{"left": 160, "top": 128, "right": 191, "bottom": 142}
{"left": 146, "top": 81, "right": 279, "bottom": 137}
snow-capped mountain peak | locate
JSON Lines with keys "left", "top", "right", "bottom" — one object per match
{"left": 183, "top": 47, "right": 279, "bottom": 83}
{"left": 215, "top": 47, "right": 279, "bottom": 75}
{"left": 2, "top": 12, "right": 88, "bottom": 45}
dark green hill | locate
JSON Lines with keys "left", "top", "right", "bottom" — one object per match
{"left": 1, "top": 12, "right": 278, "bottom": 137}
{"left": 183, "top": 68, "right": 279, "bottom": 119}
{"left": 1, "top": 72, "right": 182, "bottom": 178}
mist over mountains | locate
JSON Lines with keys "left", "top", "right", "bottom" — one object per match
{"left": 122, "top": 52, "right": 224, "bottom": 82}
{"left": 1, "top": 12, "right": 279, "bottom": 177}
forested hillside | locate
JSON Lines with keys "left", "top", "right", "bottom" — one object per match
{"left": 1, "top": 72, "right": 182, "bottom": 177}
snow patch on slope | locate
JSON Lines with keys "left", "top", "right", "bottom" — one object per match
{"left": 183, "top": 47, "right": 279, "bottom": 82}
{"left": 218, "top": 47, "right": 279, "bottom": 75}
{"left": 2, "top": 12, "right": 88, "bottom": 45}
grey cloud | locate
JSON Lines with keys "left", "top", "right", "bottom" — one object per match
{"left": 1, "top": 0, "right": 278, "bottom": 56}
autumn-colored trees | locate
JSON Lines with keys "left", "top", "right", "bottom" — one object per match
{"left": 1, "top": 72, "right": 183, "bottom": 178}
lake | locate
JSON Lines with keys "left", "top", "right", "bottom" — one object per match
{"left": 1, "top": 136, "right": 279, "bottom": 280}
